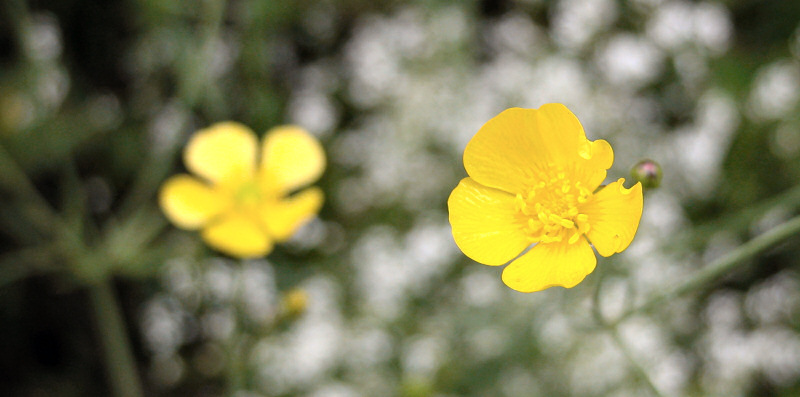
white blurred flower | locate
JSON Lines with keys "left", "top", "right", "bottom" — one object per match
{"left": 27, "top": 13, "right": 63, "bottom": 61}
{"left": 402, "top": 336, "right": 447, "bottom": 378}
{"left": 551, "top": 0, "right": 618, "bottom": 51}
{"left": 693, "top": 2, "right": 732, "bottom": 55}
{"left": 747, "top": 60, "right": 800, "bottom": 121}
{"left": 647, "top": 1, "right": 731, "bottom": 55}
{"left": 596, "top": 34, "right": 664, "bottom": 89}
{"left": 142, "top": 295, "right": 187, "bottom": 355}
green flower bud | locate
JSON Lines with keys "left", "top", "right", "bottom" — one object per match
{"left": 630, "top": 159, "right": 662, "bottom": 189}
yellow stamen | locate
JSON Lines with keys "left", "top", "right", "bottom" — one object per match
{"left": 568, "top": 231, "right": 580, "bottom": 244}
{"left": 515, "top": 166, "right": 594, "bottom": 244}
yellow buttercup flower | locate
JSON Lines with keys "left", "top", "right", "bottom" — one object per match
{"left": 159, "top": 122, "right": 325, "bottom": 258}
{"left": 448, "top": 104, "right": 643, "bottom": 293}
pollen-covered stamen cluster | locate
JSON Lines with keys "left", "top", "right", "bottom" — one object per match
{"left": 515, "top": 168, "right": 592, "bottom": 244}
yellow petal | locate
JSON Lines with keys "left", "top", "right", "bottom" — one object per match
{"left": 260, "top": 187, "right": 324, "bottom": 242}
{"left": 448, "top": 177, "right": 531, "bottom": 266}
{"left": 184, "top": 122, "right": 258, "bottom": 184}
{"left": 576, "top": 139, "right": 614, "bottom": 191}
{"left": 261, "top": 125, "right": 325, "bottom": 193}
{"left": 464, "top": 104, "right": 607, "bottom": 194}
{"left": 581, "top": 179, "right": 643, "bottom": 257}
{"left": 501, "top": 237, "right": 596, "bottom": 293}
{"left": 159, "top": 175, "right": 227, "bottom": 230}
{"left": 201, "top": 212, "right": 273, "bottom": 258}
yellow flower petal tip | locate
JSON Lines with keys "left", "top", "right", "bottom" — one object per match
{"left": 262, "top": 125, "right": 326, "bottom": 193}
{"left": 184, "top": 122, "right": 259, "bottom": 184}
{"left": 159, "top": 174, "right": 228, "bottom": 230}
{"left": 159, "top": 123, "right": 326, "bottom": 258}
{"left": 448, "top": 104, "right": 644, "bottom": 293}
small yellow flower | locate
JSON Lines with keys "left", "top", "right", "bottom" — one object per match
{"left": 280, "top": 288, "right": 309, "bottom": 318}
{"left": 448, "top": 104, "right": 643, "bottom": 293}
{"left": 159, "top": 122, "right": 325, "bottom": 258}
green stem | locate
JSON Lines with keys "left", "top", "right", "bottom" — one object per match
{"left": 226, "top": 335, "right": 247, "bottom": 396}
{"left": 117, "top": 0, "right": 228, "bottom": 217}
{"left": 591, "top": 259, "right": 608, "bottom": 325}
{"left": 89, "top": 278, "right": 145, "bottom": 397}
{"left": 226, "top": 263, "right": 248, "bottom": 395}
{"left": 3, "top": 0, "right": 32, "bottom": 62}
{"left": 178, "top": 0, "right": 227, "bottom": 108}
{"left": 612, "top": 214, "right": 800, "bottom": 326}
{"left": 0, "top": 143, "right": 62, "bottom": 235}
{"left": 0, "top": 246, "right": 56, "bottom": 289}
{"left": 678, "top": 184, "right": 800, "bottom": 250}
{"left": 609, "top": 328, "right": 667, "bottom": 397}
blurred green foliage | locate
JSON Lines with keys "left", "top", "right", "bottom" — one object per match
{"left": 1, "top": 0, "right": 800, "bottom": 396}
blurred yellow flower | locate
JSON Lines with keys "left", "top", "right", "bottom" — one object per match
{"left": 280, "top": 288, "right": 309, "bottom": 318}
{"left": 448, "top": 104, "right": 643, "bottom": 293}
{"left": 159, "top": 122, "right": 325, "bottom": 258}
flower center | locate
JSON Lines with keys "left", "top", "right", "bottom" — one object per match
{"left": 225, "top": 173, "right": 283, "bottom": 216}
{"left": 515, "top": 168, "right": 592, "bottom": 244}
{"left": 233, "top": 180, "right": 263, "bottom": 208}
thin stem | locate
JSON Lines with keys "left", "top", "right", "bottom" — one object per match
{"left": 226, "top": 335, "right": 247, "bottom": 396}
{"left": 117, "top": 0, "right": 228, "bottom": 217}
{"left": 677, "top": 183, "right": 800, "bottom": 249}
{"left": 591, "top": 259, "right": 608, "bottom": 325}
{"left": 0, "top": 143, "right": 98, "bottom": 281}
{"left": 609, "top": 328, "right": 668, "bottom": 397}
{"left": 0, "top": 246, "right": 56, "bottom": 289}
{"left": 0, "top": 143, "right": 62, "bottom": 235}
{"left": 611, "top": 214, "right": 800, "bottom": 326}
{"left": 226, "top": 262, "right": 249, "bottom": 396}
{"left": 3, "top": 0, "right": 32, "bottom": 62}
{"left": 179, "top": 0, "right": 227, "bottom": 106}
{"left": 89, "top": 278, "right": 145, "bottom": 397}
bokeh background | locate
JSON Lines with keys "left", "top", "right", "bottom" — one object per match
{"left": 2, "top": 0, "right": 800, "bottom": 396}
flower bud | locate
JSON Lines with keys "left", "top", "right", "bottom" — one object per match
{"left": 630, "top": 159, "right": 662, "bottom": 189}
{"left": 280, "top": 288, "right": 309, "bottom": 319}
